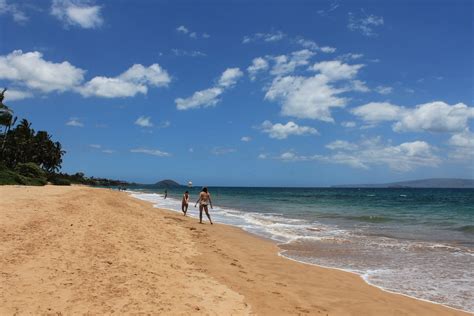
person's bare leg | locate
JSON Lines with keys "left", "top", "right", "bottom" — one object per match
{"left": 204, "top": 206, "right": 213, "bottom": 225}
{"left": 184, "top": 204, "right": 188, "bottom": 215}
{"left": 199, "top": 205, "right": 203, "bottom": 223}
{"left": 182, "top": 204, "right": 186, "bottom": 215}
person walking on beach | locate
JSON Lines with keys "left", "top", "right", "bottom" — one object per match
{"left": 164, "top": 189, "right": 167, "bottom": 199}
{"left": 195, "top": 187, "right": 213, "bottom": 224}
{"left": 182, "top": 191, "right": 189, "bottom": 215}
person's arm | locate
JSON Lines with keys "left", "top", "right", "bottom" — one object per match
{"left": 208, "top": 194, "right": 213, "bottom": 209}
{"left": 195, "top": 194, "right": 200, "bottom": 207}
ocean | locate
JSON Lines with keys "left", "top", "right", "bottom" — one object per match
{"left": 127, "top": 186, "right": 474, "bottom": 312}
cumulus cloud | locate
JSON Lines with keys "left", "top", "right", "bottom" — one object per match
{"left": 51, "top": 0, "right": 103, "bottom": 29}
{"left": 263, "top": 59, "right": 367, "bottom": 121}
{"left": 79, "top": 63, "right": 171, "bottom": 98}
{"left": 311, "top": 60, "right": 364, "bottom": 80}
{"left": 241, "top": 136, "right": 251, "bottom": 142}
{"left": 337, "top": 53, "right": 364, "bottom": 61}
{"left": 130, "top": 148, "right": 171, "bottom": 157}
{"left": 260, "top": 120, "right": 318, "bottom": 139}
{"left": 265, "top": 74, "right": 346, "bottom": 122}
{"left": 276, "top": 137, "right": 440, "bottom": 171}
{"left": 218, "top": 68, "right": 244, "bottom": 88}
{"left": 0, "top": 50, "right": 170, "bottom": 99}
{"left": 242, "top": 31, "right": 286, "bottom": 44}
{"left": 4, "top": 89, "right": 33, "bottom": 101}
{"left": 448, "top": 130, "right": 474, "bottom": 161}
{"left": 348, "top": 11, "right": 384, "bottom": 37}
{"left": 0, "top": 50, "right": 85, "bottom": 93}
{"left": 0, "top": 0, "right": 28, "bottom": 24}
{"left": 352, "top": 101, "right": 474, "bottom": 133}
{"left": 271, "top": 50, "right": 315, "bottom": 76}
{"left": 134, "top": 116, "right": 153, "bottom": 128}
{"left": 175, "top": 67, "right": 243, "bottom": 110}
{"left": 66, "top": 117, "right": 84, "bottom": 127}
{"left": 247, "top": 57, "right": 269, "bottom": 80}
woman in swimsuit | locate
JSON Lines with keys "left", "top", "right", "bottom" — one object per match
{"left": 181, "top": 191, "right": 189, "bottom": 215}
{"left": 194, "top": 187, "right": 213, "bottom": 224}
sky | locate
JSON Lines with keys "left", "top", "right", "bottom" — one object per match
{"left": 0, "top": 0, "right": 473, "bottom": 186}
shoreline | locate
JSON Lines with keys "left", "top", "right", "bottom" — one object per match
{"left": 1, "top": 185, "right": 470, "bottom": 315}
{"left": 130, "top": 189, "right": 473, "bottom": 314}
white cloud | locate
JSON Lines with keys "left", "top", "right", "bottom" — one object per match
{"left": 176, "top": 25, "right": 189, "bottom": 34}
{"left": 337, "top": 53, "right": 364, "bottom": 61}
{"left": 258, "top": 153, "right": 268, "bottom": 159}
{"left": 0, "top": 0, "right": 28, "bottom": 24}
{"left": 171, "top": 49, "right": 206, "bottom": 57}
{"left": 351, "top": 102, "right": 405, "bottom": 122}
{"left": 352, "top": 101, "right": 474, "bottom": 133}
{"left": 0, "top": 50, "right": 170, "bottom": 98}
{"left": 276, "top": 137, "right": 441, "bottom": 171}
{"left": 211, "top": 147, "right": 236, "bottom": 155}
{"left": 247, "top": 57, "right": 269, "bottom": 80}
{"left": 135, "top": 116, "right": 153, "bottom": 128}
{"left": 175, "top": 67, "right": 242, "bottom": 110}
{"left": 393, "top": 102, "right": 474, "bottom": 133}
{"left": 101, "top": 149, "right": 115, "bottom": 154}
{"left": 218, "top": 68, "right": 244, "bottom": 88}
{"left": 375, "top": 85, "right": 393, "bottom": 95}
{"left": 79, "top": 63, "right": 170, "bottom": 98}
{"left": 264, "top": 59, "right": 366, "bottom": 121}
{"left": 311, "top": 60, "right": 364, "bottom": 80}
{"left": 271, "top": 49, "right": 315, "bottom": 76}
{"left": 131, "top": 148, "right": 171, "bottom": 157}
{"left": 66, "top": 118, "right": 84, "bottom": 127}
{"left": 242, "top": 31, "right": 286, "bottom": 43}
{"left": 260, "top": 120, "right": 318, "bottom": 139}
{"left": 176, "top": 25, "right": 209, "bottom": 39}
{"left": 175, "top": 87, "right": 223, "bottom": 110}
{"left": 4, "top": 89, "right": 33, "bottom": 101}
{"left": 241, "top": 136, "right": 251, "bottom": 142}
{"left": 448, "top": 130, "right": 474, "bottom": 161}
{"left": 341, "top": 121, "right": 356, "bottom": 128}
{"left": 265, "top": 74, "right": 346, "bottom": 122}
{"left": 0, "top": 50, "right": 85, "bottom": 93}
{"left": 348, "top": 11, "right": 384, "bottom": 37}
{"left": 51, "top": 0, "right": 103, "bottom": 29}
{"left": 89, "top": 144, "right": 101, "bottom": 149}
{"left": 320, "top": 46, "right": 337, "bottom": 53}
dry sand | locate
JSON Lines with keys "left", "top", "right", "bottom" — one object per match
{"left": 0, "top": 185, "right": 469, "bottom": 315}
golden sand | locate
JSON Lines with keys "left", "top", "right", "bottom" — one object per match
{"left": 0, "top": 186, "right": 468, "bottom": 315}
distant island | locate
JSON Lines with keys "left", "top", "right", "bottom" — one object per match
{"left": 332, "top": 178, "right": 474, "bottom": 189}
{"left": 153, "top": 179, "right": 182, "bottom": 188}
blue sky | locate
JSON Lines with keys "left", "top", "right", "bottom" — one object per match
{"left": 1, "top": 0, "right": 472, "bottom": 186}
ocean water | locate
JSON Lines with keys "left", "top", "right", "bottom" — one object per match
{"left": 127, "top": 186, "right": 474, "bottom": 312}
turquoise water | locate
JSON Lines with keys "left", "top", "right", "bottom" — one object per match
{"left": 129, "top": 186, "right": 474, "bottom": 312}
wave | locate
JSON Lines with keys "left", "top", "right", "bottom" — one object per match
{"left": 456, "top": 225, "right": 474, "bottom": 234}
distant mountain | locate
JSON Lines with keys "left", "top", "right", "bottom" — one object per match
{"left": 154, "top": 179, "right": 181, "bottom": 187}
{"left": 332, "top": 178, "right": 474, "bottom": 189}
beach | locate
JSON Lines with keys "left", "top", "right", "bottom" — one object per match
{"left": 0, "top": 186, "right": 469, "bottom": 315}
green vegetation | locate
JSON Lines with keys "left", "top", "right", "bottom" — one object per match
{"left": 0, "top": 89, "right": 129, "bottom": 187}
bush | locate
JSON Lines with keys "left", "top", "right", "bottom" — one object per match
{"left": 50, "top": 177, "right": 71, "bottom": 186}
{"left": 15, "top": 162, "right": 46, "bottom": 179}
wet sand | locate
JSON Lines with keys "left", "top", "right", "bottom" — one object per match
{"left": 0, "top": 186, "right": 469, "bottom": 315}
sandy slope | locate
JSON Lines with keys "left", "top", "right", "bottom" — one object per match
{"left": 0, "top": 186, "right": 468, "bottom": 315}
